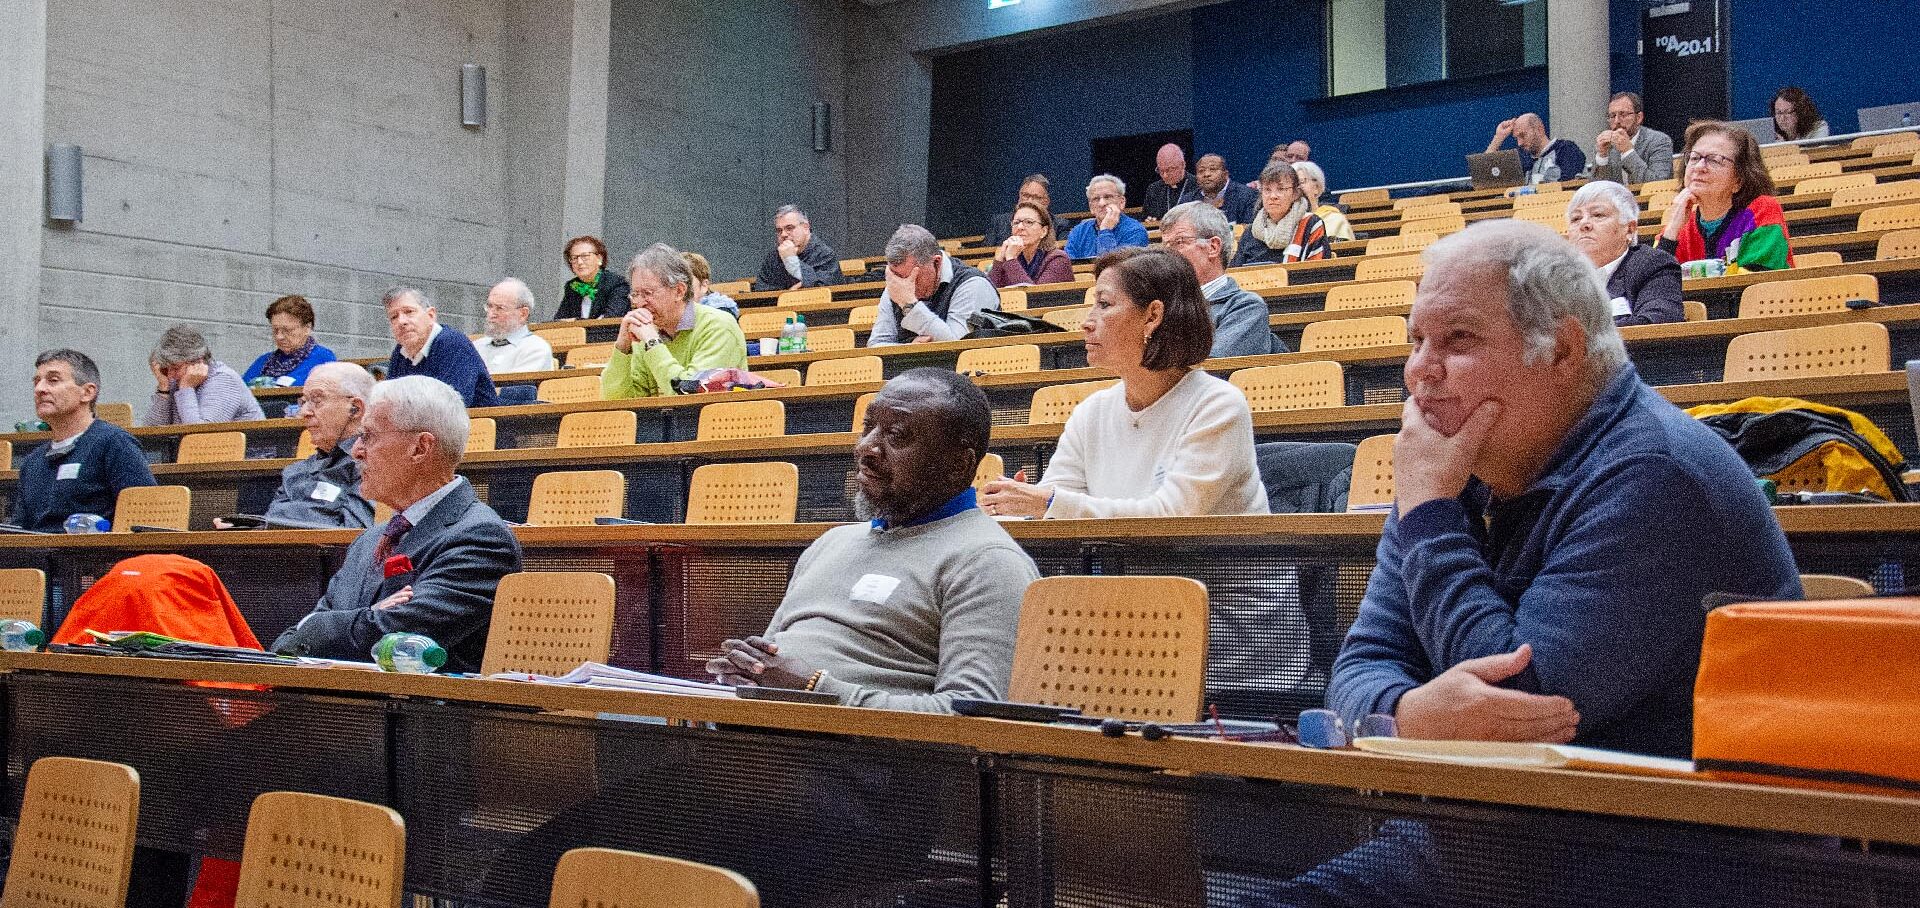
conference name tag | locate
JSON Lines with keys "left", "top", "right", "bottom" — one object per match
{"left": 850, "top": 574, "right": 900, "bottom": 605}
{"left": 310, "top": 481, "right": 343, "bottom": 503}
{"left": 56, "top": 463, "right": 81, "bottom": 481}
{"left": 1610, "top": 296, "right": 1633, "bottom": 317}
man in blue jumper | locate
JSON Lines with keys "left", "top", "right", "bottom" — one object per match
{"left": 1330, "top": 218, "right": 1799, "bottom": 761}
{"left": 1063, "top": 174, "right": 1149, "bottom": 260}
{"left": 11, "top": 350, "right": 156, "bottom": 532}
{"left": 382, "top": 286, "right": 500, "bottom": 408}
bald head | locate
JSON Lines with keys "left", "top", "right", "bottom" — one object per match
{"left": 1156, "top": 143, "right": 1188, "bottom": 187}
{"left": 1513, "top": 113, "right": 1549, "bottom": 153}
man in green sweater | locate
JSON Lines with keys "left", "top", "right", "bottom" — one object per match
{"left": 707, "top": 368, "right": 1040, "bottom": 712}
{"left": 599, "top": 242, "right": 747, "bottom": 398}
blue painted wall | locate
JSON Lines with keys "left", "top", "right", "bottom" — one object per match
{"left": 1729, "top": 0, "right": 1918, "bottom": 133}
{"left": 926, "top": 0, "right": 1914, "bottom": 229}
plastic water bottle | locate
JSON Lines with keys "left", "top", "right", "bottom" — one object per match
{"left": 1903, "top": 111, "right": 1913, "bottom": 128}
{"left": 0, "top": 620, "right": 46, "bottom": 652}
{"left": 64, "top": 513, "right": 109, "bottom": 534}
{"left": 793, "top": 314, "right": 809, "bottom": 353}
{"left": 371, "top": 632, "right": 447, "bottom": 674}
{"left": 778, "top": 316, "right": 799, "bottom": 354}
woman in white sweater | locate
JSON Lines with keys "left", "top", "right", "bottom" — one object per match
{"left": 981, "top": 246, "right": 1270, "bottom": 518}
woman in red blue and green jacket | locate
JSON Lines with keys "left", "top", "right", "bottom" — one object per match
{"left": 1654, "top": 121, "right": 1793, "bottom": 272}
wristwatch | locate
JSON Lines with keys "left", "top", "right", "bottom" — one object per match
{"left": 641, "top": 337, "right": 662, "bottom": 352}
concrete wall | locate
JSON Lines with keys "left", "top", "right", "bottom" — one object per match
{"left": 601, "top": 0, "right": 850, "bottom": 283}
{"left": 0, "top": 0, "right": 47, "bottom": 421}
{"left": 27, "top": 0, "right": 588, "bottom": 420}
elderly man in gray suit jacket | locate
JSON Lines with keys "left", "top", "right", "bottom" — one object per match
{"left": 1591, "top": 91, "right": 1674, "bottom": 184}
{"left": 272, "top": 375, "right": 521, "bottom": 672}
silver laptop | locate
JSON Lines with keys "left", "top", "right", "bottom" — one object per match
{"left": 1859, "top": 102, "right": 1920, "bottom": 133}
{"left": 1466, "top": 150, "right": 1524, "bottom": 190}
{"left": 1726, "top": 117, "right": 1777, "bottom": 143}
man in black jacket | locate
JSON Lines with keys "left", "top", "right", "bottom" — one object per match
{"left": 752, "top": 205, "right": 845, "bottom": 291}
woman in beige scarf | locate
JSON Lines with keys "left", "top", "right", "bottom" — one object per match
{"left": 1230, "top": 162, "right": 1333, "bottom": 267}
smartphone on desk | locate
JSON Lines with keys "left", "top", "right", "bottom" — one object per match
{"left": 952, "top": 699, "right": 1082, "bottom": 722}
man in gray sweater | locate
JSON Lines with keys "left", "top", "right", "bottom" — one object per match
{"left": 708, "top": 368, "right": 1040, "bottom": 712}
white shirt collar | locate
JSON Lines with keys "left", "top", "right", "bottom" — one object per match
{"left": 1597, "top": 248, "right": 1630, "bottom": 282}
{"left": 400, "top": 475, "right": 466, "bottom": 527}
{"left": 1200, "top": 273, "right": 1234, "bottom": 298}
{"left": 404, "top": 323, "right": 445, "bottom": 365}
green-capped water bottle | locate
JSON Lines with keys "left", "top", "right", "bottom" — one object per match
{"left": 371, "top": 632, "right": 446, "bottom": 673}
{"left": 0, "top": 620, "right": 46, "bottom": 652}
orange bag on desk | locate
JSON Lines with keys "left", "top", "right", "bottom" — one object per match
{"left": 1693, "top": 597, "right": 1920, "bottom": 795}
{"left": 52, "top": 553, "right": 261, "bottom": 648}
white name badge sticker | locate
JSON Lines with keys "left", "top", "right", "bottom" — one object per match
{"left": 1610, "top": 296, "right": 1633, "bottom": 317}
{"left": 850, "top": 574, "right": 901, "bottom": 605}
{"left": 56, "top": 463, "right": 81, "bottom": 481}
{"left": 310, "top": 481, "right": 343, "bottom": 503}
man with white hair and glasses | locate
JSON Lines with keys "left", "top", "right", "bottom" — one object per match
{"left": 1328, "top": 220, "right": 1796, "bottom": 761}
{"left": 272, "top": 375, "right": 521, "bottom": 672}
{"left": 473, "top": 278, "right": 556, "bottom": 375}
{"left": 1564, "top": 181, "right": 1683, "bottom": 326}
{"left": 1063, "top": 174, "right": 1149, "bottom": 259}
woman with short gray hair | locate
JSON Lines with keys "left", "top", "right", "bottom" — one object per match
{"left": 145, "top": 324, "right": 266, "bottom": 426}
{"left": 1565, "top": 181, "right": 1683, "bottom": 326}
{"left": 1291, "top": 160, "right": 1354, "bottom": 241}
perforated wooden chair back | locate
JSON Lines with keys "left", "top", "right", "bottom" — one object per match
{"left": 1511, "top": 207, "right": 1567, "bottom": 233}
{"left": 1346, "top": 433, "right": 1397, "bottom": 511}
{"left": 480, "top": 572, "right": 616, "bottom": 677}
{"left": 234, "top": 792, "right": 404, "bottom": 908}
{"left": 1770, "top": 161, "right": 1841, "bottom": 183}
{"left": 1867, "top": 133, "right": 1920, "bottom": 154}
{"left": 557, "top": 411, "right": 637, "bottom": 448}
{"left": 851, "top": 392, "right": 877, "bottom": 433}
{"left": 997, "top": 289, "right": 1029, "bottom": 312}
{"left": 293, "top": 431, "right": 318, "bottom": 460}
{"left": 1853, "top": 132, "right": 1919, "bottom": 150}
{"left": 755, "top": 368, "right": 802, "bottom": 388}
{"left": 525, "top": 470, "right": 626, "bottom": 526}
{"left": 1355, "top": 254, "right": 1424, "bottom": 281}
{"left": 777, "top": 287, "right": 832, "bottom": 308}
{"left": 1028, "top": 380, "right": 1118, "bottom": 425}
{"left": 1233, "top": 266, "right": 1289, "bottom": 292}
{"left": 1340, "top": 187, "right": 1390, "bottom": 206}
{"left": 0, "top": 568, "right": 43, "bottom": 626}
{"left": 1683, "top": 300, "right": 1708, "bottom": 322}
{"left": 1737, "top": 274, "right": 1878, "bottom": 319}
{"left": 838, "top": 258, "right": 866, "bottom": 275}
{"left": 1083, "top": 286, "right": 1099, "bottom": 307}
{"left": 847, "top": 305, "right": 879, "bottom": 330}
{"left": 1759, "top": 146, "right": 1808, "bottom": 165}
{"left": 1008, "top": 576, "right": 1209, "bottom": 722}
{"left": 686, "top": 462, "right": 798, "bottom": 524}
{"left": 176, "top": 431, "right": 245, "bottom": 464}
{"left": 1300, "top": 315, "right": 1407, "bottom": 352}
{"left": 1800, "top": 574, "right": 1876, "bottom": 600}
{"left": 696, "top": 400, "right": 785, "bottom": 442}
{"left": 1860, "top": 202, "right": 1920, "bottom": 232}
{"left": 1835, "top": 179, "right": 1920, "bottom": 209}
{"left": 972, "top": 452, "right": 1005, "bottom": 492}
{"left": 566, "top": 343, "right": 616, "bottom": 368}
{"left": 739, "top": 309, "right": 793, "bottom": 339}
{"left": 1793, "top": 251, "right": 1844, "bottom": 269}
{"left": 538, "top": 375, "right": 603, "bottom": 404}
{"left": 0, "top": 439, "right": 10, "bottom": 470}
{"left": 95, "top": 403, "right": 133, "bottom": 428}
{"left": 1229, "top": 362, "right": 1345, "bottom": 413}
{"left": 1637, "top": 178, "right": 1679, "bottom": 195}
{"left": 1042, "top": 306, "right": 1090, "bottom": 330}
{"left": 112, "top": 486, "right": 190, "bottom": 533}
{"left": 1364, "top": 232, "right": 1436, "bottom": 257}
{"left": 1393, "top": 198, "right": 1461, "bottom": 216}
{"left": 1644, "top": 190, "right": 1677, "bottom": 212}
{"left": 806, "top": 327, "right": 856, "bottom": 352}
{"left": 1877, "top": 228, "right": 1920, "bottom": 260}
{"left": 1325, "top": 280, "right": 1417, "bottom": 312}
{"left": 468, "top": 417, "right": 498, "bottom": 453}
{"left": 1510, "top": 191, "right": 1567, "bottom": 213}
{"left": 709, "top": 279, "right": 751, "bottom": 296}
{"left": 536, "top": 326, "right": 587, "bottom": 349}
{"left": 956, "top": 344, "right": 1041, "bottom": 376}
{"left": 1, "top": 756, "right": 140, "bottom": 908}
{"left": 1398, "top": 213, "right": 1465, "bottom": 236}
{"left": 806, "top": 356, "right": 882, "bottom": 387}
{"left": 1794, "top": 172, "right": 1876, "bottom": 195}
{"left": 549, "top": 847, "right": 759, "bottom": 908}
{"left": 1723, "top": 322, "right": 1890, "bottom": 383}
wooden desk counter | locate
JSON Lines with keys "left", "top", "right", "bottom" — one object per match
{"left": 5, "top": 651, "right": 1919, "bottom": 848}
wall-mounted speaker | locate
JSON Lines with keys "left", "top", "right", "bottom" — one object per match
{"left": 461, "top": 63, "right": 486, "bottom": 127}
{"left": 812, "top": 102, "right": 831, "bottom": 152}
{"left": 47, "top": 143, "right": 82, "bottom": 222}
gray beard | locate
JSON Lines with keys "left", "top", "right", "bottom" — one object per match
{"left": 483, "top": 324, "right": 515, "bottom": 341}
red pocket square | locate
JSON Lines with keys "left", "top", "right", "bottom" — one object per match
{"left": 383, "top": 554, "right": 414, "bottom": 578}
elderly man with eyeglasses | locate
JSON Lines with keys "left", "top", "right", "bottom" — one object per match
{"left": 217, "top": 361, "right": 378, "bottom": 530}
